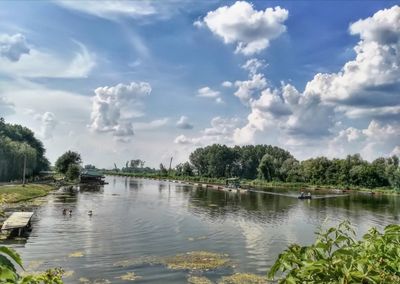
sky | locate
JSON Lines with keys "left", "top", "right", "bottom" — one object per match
{"left": 0, "top": 0, "right": 400, "bottom": 168}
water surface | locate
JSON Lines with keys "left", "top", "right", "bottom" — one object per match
{"left": 7, "top": 176, "right": 400, "bottom": 283}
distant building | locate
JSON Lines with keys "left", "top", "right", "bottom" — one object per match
{"left": 80, "top": 169, "right": 105, "bottom": 184}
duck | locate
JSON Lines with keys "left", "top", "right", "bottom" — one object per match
{"left": 88, "top": 210, "right": 93, "bottom": 216}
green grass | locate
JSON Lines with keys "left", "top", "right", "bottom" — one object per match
{"left": 0, "top": 184, "right": 55, "bottom": 203}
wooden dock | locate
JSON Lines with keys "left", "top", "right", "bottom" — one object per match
{"left": 1, "top": 212, "right": 34, "bottom": 236}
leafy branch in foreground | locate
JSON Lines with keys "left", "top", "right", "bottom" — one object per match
{"left": 268, "top": 221, "right": 400, "bottom": 284}
{"left": 0, "top": 245, "right": 63, "bottom": 283}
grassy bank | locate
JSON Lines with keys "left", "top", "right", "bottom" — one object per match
{"left": 0, "top": 184, "right": 55, "bottom": 203}
{"left": 104, "top": 171, "right": 399, "bottom": 194}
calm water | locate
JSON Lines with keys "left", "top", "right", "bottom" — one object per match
{"left": 7, "top": 176, "right": 400, "bottom": 283}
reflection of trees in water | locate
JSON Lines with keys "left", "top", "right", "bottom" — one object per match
{"left": 186, "top": 189, "right": 297, "bottom": 224}
{"left": 185, "top": 187, "right": 400, "bottom": 226}
{"left": 128, "top": 179, "right": 142, "bottom": 191}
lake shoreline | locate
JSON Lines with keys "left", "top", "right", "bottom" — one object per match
{"left": 0, "top": 183, "right": 58, "bottom": 204}
{"left": 104, "top": 172, "right": 400, "bottom": 196}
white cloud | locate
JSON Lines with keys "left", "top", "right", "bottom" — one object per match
{"left": 232, "top": 5, "right": 400, "bottom": 153}
{"left": 174, "top": 134, "right": 193, "bottom": 145}
{"left": 197, "top": 86, "right": 224, "bottom": 104}
{"left": 37, "top": 112, "right": 57, "bottom": 140}
{"left": 391, "top": 146, "right": 400, "bottom": 156}
{"left": 175, "top": 116, "right": 240, "bottom": 146}
{"left": 89, "top": 82, "right": 152, "bottom": 140}
{"left": 135, "top": 118, "right": 169, "bottom": 131}
{"left": 234, "top": 73, "right": 267, "bottom": 103}
{"left": 304, "top": 5, "right": 400, "bottom": 116}
{"left": 197, "top": 86, "right": 220, "bottom": 98}
{"left": 0, "top": 40, "right": 95, "bottom": 78}
{"left": 221, "top": 81, "right": 233, "bottom": 88}
{"left": 197, "top": 1, "right": 288, "bottom": 55}
{"left": 241, "top": 58, "right": 266, "bottom": 75}
{"left": 56, "top": 0, "right": 157, "bottom": 20}
{"left": 0, "top": 96, "right": 15, "bottom": 116}
{"left": 0, "top": 33, "right": 30, "bottom": 62}
{"left": 176, "top": 116, "right": 193, "bottom": 129}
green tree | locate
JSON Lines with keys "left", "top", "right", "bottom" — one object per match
{"left": 55, "top": 151, "right": 81, "bottom": 174}
{"left": 65, "top": 164, "right": 81, "bottom": 181}
{"left": 182, "top": 162, "right": 194, "bottom": 176}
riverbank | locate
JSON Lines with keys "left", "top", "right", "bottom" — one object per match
{"left": 0, "top": 184, "right": 56, "bottom": 203}
{"left": 104, "top": 171, "right": 399, "bottom": 195}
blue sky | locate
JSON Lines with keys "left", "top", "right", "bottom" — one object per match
{"left": 1, "top": 1, "right": 400, "bottom": 168}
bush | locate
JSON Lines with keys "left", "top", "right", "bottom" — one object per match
{"left": 268, "top": 221, "right": 400, "bottom": 283}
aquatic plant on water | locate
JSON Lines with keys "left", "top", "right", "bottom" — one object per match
{"left": 268, "top": 221, "right": 400, "bottom": 283}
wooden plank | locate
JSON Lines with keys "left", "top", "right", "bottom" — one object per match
{"left": 1, "top": 212, "right": 34, "bottom": 230}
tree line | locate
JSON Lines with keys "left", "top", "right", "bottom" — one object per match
{"left": 0, "top": 117, "right": 50, "bottom": 182}
{"left": 180, "top": 144, "right": 400, "bottom": 190}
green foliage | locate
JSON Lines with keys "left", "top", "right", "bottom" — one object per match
{"left": 268, "top": 221, "right": 400, "bottom": 283}
{"left": 0, "top": 245, "right": 63, "bottom": 283}
{"left": 65, "top": 164, "right": 81, "bottom": 181}
{"left": 159, "top": 163, "right": 168, "bottom": 176}
{"left": 187, "top": 144, "right": 400, "bottom": 190}
{"left": 55, "top": 151, "right": 81, "bottom": 174}
{"left": 0, "top": 119, "right": 50, "bottom": 182}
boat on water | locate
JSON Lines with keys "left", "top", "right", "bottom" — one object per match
{"left": 298, "top": 195, "right": 312, "bottom": 200}
{"left": 298, "top": 192, "right": 312, "bottom": 199}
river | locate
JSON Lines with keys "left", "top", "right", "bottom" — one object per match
{"left": 6, "top": 176, "right": 400, "bottom": 283}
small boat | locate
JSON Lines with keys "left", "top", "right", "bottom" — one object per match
{"left": 298, "top": 195, "right": 312, "bottom": 200}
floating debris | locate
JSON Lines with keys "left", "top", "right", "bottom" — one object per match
{"left": 117, "top": 272, "right": 142, "bottom": 281}
{"left": 69, "top": 251, "right": 84, "bottom": 257}
{"left": 26, "top": 260, "right": 44, "bottom": 271}
{"left": 93, "top": 280, "right": 111, "bottom": 284}
{"left": 188, "top": 236, "right": 208, "bottom": 241}
{"left": 79, "top": 277, "right": 91, "bottom": 283}
{"left": 113, "top": 256, "right": 162, "bottom": 267}
{"left": 164, "top": 251, "right": 230, "bottom": 271}
{"left": 208, "top": 204, "right": 218, "bottom": 207}
{"left": 188, "top": 276, "right": 214, "bottom": 284}
{"left": 63, "top": 270, "right": 75, "bottom": 278}
{"left": 218, "top": 273, "right": 268, "bottom": 284}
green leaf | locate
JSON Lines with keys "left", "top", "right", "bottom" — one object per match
{"left": 0, "top": 246, "right": 23, "bottom": 269}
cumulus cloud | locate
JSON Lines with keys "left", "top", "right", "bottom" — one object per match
{"left": 233, "top": 5, "right": 400, "bottom": 152}
{"left": 176, "top": 116, "right": 193, "bottom": 129}
{"left": 0, "top": 40, "right": 95, "bottom": 78}
{"left": 175, "top": 116, "right": 239, "bottom": 146}
{"left": 304, "top": 5, "right": 400, "bottom": 117}
{"left": 221, "top": 81, "right": 233, "bottom": 88}
{"left": 89, "top": 82, "right": 151, "bottom": 141}
{"left": 242, "top": 58, "right": 266, "bottom": 75}
{"left": 197, "top": 86, "right": 220, "bottom": 98}
{"left": 196, "top": 1, "right": 288, "bottom": 55}
{"left": 197, "top": 86, "right": 224, "bottom": 104}
{"left": 234, "top": 73, "right": 267, "bottom": 103}
{"left": 0, "top": 33, "right": 30, "bottom": 62}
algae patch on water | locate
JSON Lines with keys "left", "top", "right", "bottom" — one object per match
{"left": 69, "top": 251, "right": 84, "bottom": 257}
{"left": 164, "top": 251, "right": 230, "bottom": 271}
{"left": 116, "top": 272, "right": 142, "bottom": 281}
{"left": 188, "top": 276, "right": 214, "bottom": 284}
{"left": 113, "top": 256, "right": 162, "bottom": 267}
{"left": 218, "top": 273, "right": 268, "bottom": 284}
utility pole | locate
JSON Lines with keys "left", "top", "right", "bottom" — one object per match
{"left": 22, "top": 152, "right": 26, "bottom": 186}
{"left": 169, "top": 157, "right": 173, "bottom": 175}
